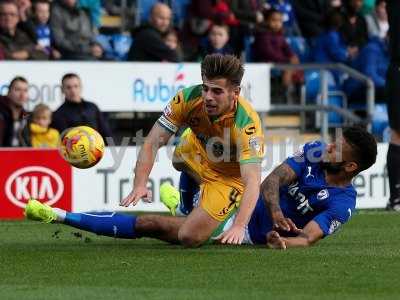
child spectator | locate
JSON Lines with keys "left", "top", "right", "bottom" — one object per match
{"left": 30, "top": 0, "right": 61, "bottom": 59}
{"left": 29, "top": 103, "right": 60, "bottom": 148}
{"left": 267, "top": 0, "right": 301, "bottom": 36}
{"left": 252, "top": 9, "right": 301, "bottom": 103}
{"left": 200, "top": 23, "right": 234, "bottom": 59}
{"left": 163, "top": 29, "right": 183, "bottom": 61}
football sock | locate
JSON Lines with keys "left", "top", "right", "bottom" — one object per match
{"left": 64, "top": 211, "right": 137, "bottom": 239}
{"left": 387, "top": 143, "right": 400, "bottom": 206}
{"left": 178, "top": 172, "right": 199, "bottom": 215}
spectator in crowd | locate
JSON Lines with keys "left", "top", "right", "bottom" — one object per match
{"left": 0, "top": 0, "right": 48, "bottom": 60}
{"left": 127, "top": 3, "right": 178, "bottom": 62}
{"left": 365, "top": 0, "right": 388, "bottom": 39}
{"left": 0, "top": 76, "right": 29, "bottom": 147}
{"left": 199, "top": 22, "right": 234, "bottom": 59}
{"left": 50, "top": 0, "right": 103, "bottom": 60}
{"left": 27, "top": 103, "right": 60, "bottom": 148}
{"left": 52, "top": 73, "right": 112, "bottom": 141}
{"left": 343, "top": 35, "right": 389, "bottom": 103}
{"left": 230, "top": 0, "right": 268, "bottom": 55}
{"left": 340, "top": 0, "right": 369, "bottom": 48}
{"left": 313, "top": 9, "right": 359, "bottom": 84}
{"left": 313, "top": 9, "right": 358, "bottom": 64}
{"left": 16, "top": 0, "right": 36, "bottom": 40}
{"left": 25, "top": 0, "right": 61, "bottom": 59}
{"left": 267, "top": 0, "right": 301, "bottom": 36}
{"left": 291, "top": 0, "right": 329, "bottom": 39}
{"left": 163, "top": 28, "right": 183, "bottom": 61}
{"left": 252, "top": 9, "right": 301, "bottom": 103}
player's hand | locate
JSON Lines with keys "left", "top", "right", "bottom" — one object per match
{"left": 266, "top": 231, "right": 287, "bottom": 250}
{"left": 214, "top": 224, "right": 245, "bottom": 245}
{"left": 271, "top": 210, "right": 300, "bottom": 233}
{"left": 120, "top": 186, "right": 152, "bottom": 207}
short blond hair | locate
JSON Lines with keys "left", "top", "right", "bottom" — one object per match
{"left": 32, "top": 103, "right": 52, "bottom": 119}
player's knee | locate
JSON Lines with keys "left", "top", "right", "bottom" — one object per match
{"left": 178, "top": 228, "right": 204, "bottom": 248}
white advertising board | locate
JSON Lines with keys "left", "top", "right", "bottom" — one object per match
{"left": 0, "top": 62, "right": 271, "bottom": 112}
{"left": 72, "top": 143, "right": 389, "bottom": 212}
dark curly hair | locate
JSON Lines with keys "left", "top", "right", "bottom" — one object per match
{"left": 343, "top": 126, "right": 378, "bottom": 173}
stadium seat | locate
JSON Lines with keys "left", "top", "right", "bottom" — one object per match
{"left": 137, "top": 0, "right": 159, "bottom": 23}
{"left": 96, "top": 34, "right": 133, "bottom": 60}
{"left": 170, "top": 0, "right": 190, "bottom": 26}
{"left": 372, "top": 103, "right": 389, "bottom": 141}
{"left": 112, "top": 34, "right": 133, "bottom": 60}
{"left": 304, "top": 70, "right": 337, "bottom": 101}
{"left": 286, "top": 36, "right": 310, "bottom": 62}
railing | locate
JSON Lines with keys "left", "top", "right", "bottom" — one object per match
{"left": 270, "top": 63, "right": 375, "bottom": 141}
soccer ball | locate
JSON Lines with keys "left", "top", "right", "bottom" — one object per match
{"left": 59, "top": 126, "right": 105, "bottom": 169}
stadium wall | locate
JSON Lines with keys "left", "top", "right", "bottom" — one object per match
{"left": 0, "top": 144, "right": 389, "bottom": 219}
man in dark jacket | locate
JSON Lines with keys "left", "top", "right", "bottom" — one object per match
{"left": 0, "top": 76, "right": 29, "bottom": 146}
{"left": 0, "top": 0, "right": 48, "bottom": 60}
{"left": 127, "top": 2, "right": 178, "bottom": 62}
{"left": 50, "top": 0, "right": 102, "bottom": 60}
{"left": 52, "top": 73, "right": 112, "bottom": 141}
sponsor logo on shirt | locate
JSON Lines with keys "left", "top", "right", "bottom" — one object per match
{"left": 317, "top": 189, "right": 329, "bottom": 200}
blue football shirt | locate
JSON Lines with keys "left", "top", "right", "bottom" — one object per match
{"left": 248, "top": 141, "right": 357, "bottom": 245}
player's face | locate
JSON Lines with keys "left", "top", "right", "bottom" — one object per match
{"left": 323, "top": 138, "right": 358, "bottom": 174}
{"left": 201, "top": 77, "right": 239, "bottom": 117}
{"left": 62, "top": 77, "right": 82, "bottom": 103}
{"left": 8, "top": 80, "right": 29, "bottom": 108}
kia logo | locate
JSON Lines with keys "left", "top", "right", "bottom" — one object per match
{"left": 5, "top": 166, "right": 64, "bottom": 208}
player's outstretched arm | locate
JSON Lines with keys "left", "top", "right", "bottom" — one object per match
{"left": 266, "top": 221, "right": 324, "bottom": 250}
{"left": 120, "top": 123, "right": 173, "bottom": 207}
{"left": 218, "top": 162, "right": 261, "bottom": 244}
{"left": 261, "top": 163, "right": 297, "bottom": 232}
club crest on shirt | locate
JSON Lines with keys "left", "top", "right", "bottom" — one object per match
{"left": 317, "top": 189, "right": 329, "bottom": 200}
{"left": 163, "top": 103, "right": 173, "bottom": 117}
{"left": 249, "top": 136, "right": 263, "bottom": 155}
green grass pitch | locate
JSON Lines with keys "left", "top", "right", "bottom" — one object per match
{"left": 1, "top": 211, "right": 400, "bottom": 300}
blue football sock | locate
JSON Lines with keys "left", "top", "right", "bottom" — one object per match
{"left": 64, "top": 212, "right": 137, "bottom": 239}
{"left": 179, "top": 172, "right": 199, "bottom": 215}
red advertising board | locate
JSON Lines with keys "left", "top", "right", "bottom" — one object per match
{"left": 0, "top": 149, "right": 72, "bottom": 219}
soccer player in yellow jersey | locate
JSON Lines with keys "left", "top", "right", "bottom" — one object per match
{"left": 120, "top": 54, "right": 264, "bottom": 246}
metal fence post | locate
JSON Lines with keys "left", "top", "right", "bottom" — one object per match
{"left": 320, "top": 70, "right": 329, "bottom": 141}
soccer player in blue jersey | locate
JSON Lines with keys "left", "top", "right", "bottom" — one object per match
{"left": 165, "top": 126, "right": 377, "bottom": 249}
{"left": 25, "top": 127, "right": 377, "bottom": 249}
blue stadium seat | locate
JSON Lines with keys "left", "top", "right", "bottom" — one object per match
{"left": 112, "top": 34, "right": 133, "bottom": 60}
{"left": 286, "top": 36, "right": 310, "bottom": 62}
{"left": 372, "top": 103, "right": 389, "bottom": 141}
{"left": 96, "top": 34, "right": 114, "bottom": 60}
{"left": 304, "top": 70, "right": 337, "bottom": 101}
{"left": 96, "top": 34, "right": 133, "bottom": 60}
{"left": 327, "top": 92, "right": 347, "bottom": 126}
{"left": 138, "top": 0, "right": 159, "bottom": 23}
{"left": 170, "top": 0, "right": 190, "bottom": 26}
